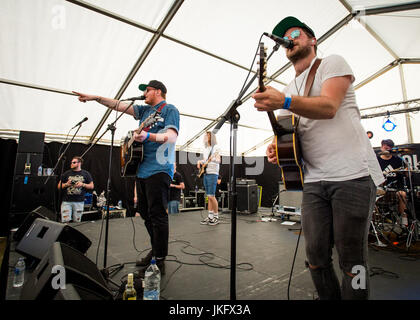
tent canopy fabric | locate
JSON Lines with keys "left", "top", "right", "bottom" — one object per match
{"left": 1, "top": 0, "right": 419, "bottom": 155}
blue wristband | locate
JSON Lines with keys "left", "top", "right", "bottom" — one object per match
{"left": 144, "top": 132, "right": 150, "bottom": 142}
{"left": 283, "top": 94, "right": 292, "bottom": 110}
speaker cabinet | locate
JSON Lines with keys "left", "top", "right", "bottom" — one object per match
{"left": 21, "top": 242, "right": 112, "bottom": 300}
{"left": 16, "top": 218, "right": 91, "bottom": 263}
{"left": 13, "top": 206, "right": 57, "bottom": 242}
{"left": 229, "top": 184, "right": 258, "bottom": 214}
{"left": 17, "top": 131, "right": 44, "bottom": 154}
{"left": 14, "top": 153, "right": 43, "bottom": 176}
{"left": 10, "top": 176, "right": 57, "bottom": 227}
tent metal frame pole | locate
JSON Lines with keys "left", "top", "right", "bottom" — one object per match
{"left": 180, "top": 12, "right": 358, "bottom": 150}
{"left": 65, "top": 0, "right": 186, "bottom": 143}
{"left": 241, "top": 0, "right": 420, "bottom": 155}
{"left": 398, "top": 63, "right": 413, "bottom": 143}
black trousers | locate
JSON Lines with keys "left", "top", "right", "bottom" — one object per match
{"left": 136, "top": 172, "right": 171, "bottom": 258}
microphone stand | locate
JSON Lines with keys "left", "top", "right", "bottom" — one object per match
{"left": 213, "top": 42, "right": 280, "bottom": 300}
{"left": 81, "top": 100, "right": 134, "bottom": 272}
{"left": 46, "top": 123, "right": 83, "bottom": 222}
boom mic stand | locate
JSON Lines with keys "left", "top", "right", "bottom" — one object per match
{"left": 213, "top": 42, "right": 280, "bottom": 300}
{"left": 81, "top": 100, "right": 134, "bottom": 271}
{"left": 46, "top": 123, "right": 83, "bottom": 222}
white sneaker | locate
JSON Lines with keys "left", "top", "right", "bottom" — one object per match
{"left": 208, "top": 216, "right": 219, "bottom": 226}
{"left": 200, "top": 217, "right": 210, "bottom": 225}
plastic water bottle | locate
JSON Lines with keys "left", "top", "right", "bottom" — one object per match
{"left": 117, "top": 200, "right": 123, "bottom": 209}
{"left": 37, "top": 165, "right": 43, "bottom": 176}
{"left": 13, "top": 257, "right": 25, "bottom": 287}
{"left": 143, "top": 259, "right": 161, "bottom": 300}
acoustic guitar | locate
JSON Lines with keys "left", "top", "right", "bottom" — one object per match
{"left": 120, "top": 112, "right": 162, "bottom": 177}
{"left": 258, "top": 42, "right": 304, "bottom": 190}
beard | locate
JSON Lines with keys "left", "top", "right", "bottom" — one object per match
{"left": 287, "top": 44, "right": 312, "bottom": 64}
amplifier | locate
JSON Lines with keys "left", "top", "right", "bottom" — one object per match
{"left": 278, "top": 182, "right": 302, "bottom": 216}
{"left": 236, "top": 179, "right": 256, "bottom": 185}
{"left": 229, "top": 184, "right": 258, "bottom": 214}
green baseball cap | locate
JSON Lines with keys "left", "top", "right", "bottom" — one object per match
{"left": 138, "top": 80, "right": 167, "bottom": 94}
{"left": 272, "top": 16, "right": 315, "bottom": 38}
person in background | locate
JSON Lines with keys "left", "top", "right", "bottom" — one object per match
{"left": 168, "top": 163, "right": 185, "bottom": 214}
{"left": 366, "top": 131, "right": 373, "bottom": 139}
{"left": 377, "top": 139, "right": 408, "bottom": 227}
{"left": 197, "top": 131, "right": 221, "bottom": 226}
{"left": 57, "top": 156, "right": 94, "bottom": 223}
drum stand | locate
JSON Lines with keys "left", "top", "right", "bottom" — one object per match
{"left": 370, "top": 220, "right": 387, "bottom": 247}
{"left": 398, "top": 153, "right": 419, "bottom": 248}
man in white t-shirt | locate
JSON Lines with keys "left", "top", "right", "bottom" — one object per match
{"left": 197, "top": 131, "right": 221, "bottom": 226}
{"left": 252, "top": 16, "right": 384, "bottom": 300}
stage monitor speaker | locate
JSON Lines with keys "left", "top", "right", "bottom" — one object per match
{"left": 229, "top": 184, "right": 258, "bottom": 213}
{"left": 14, "top": 153, "right": 43, "bottom": 176}
{"left": 16, "top": 218, "right": 92, "bottom": 263}
{"left": 13, "top": 206, "right": 57, "bottom": 242}
{"left": 17, "top": 131, "right": 45, "bottom": 154}
{"left": 53, "top": 283, "right": 110, "bottom": 300}
{"left": 21, "top": 242, "right": 112, "bottom": 300}
{"left": 10, "top": 175, "right": 57, "bottom": 226}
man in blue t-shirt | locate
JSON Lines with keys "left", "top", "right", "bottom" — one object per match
{"left": 73, "top": 80, "right": 179, "bottom": 275}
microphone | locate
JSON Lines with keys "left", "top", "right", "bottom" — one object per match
{"left": 72, "top": 117, "right": 88, "bottom": 129}
{"left": 121, "top": 95, "right": 146, "bottom": 101}
{"left": 263, "top": 32, "right": 294, "bottom": 49}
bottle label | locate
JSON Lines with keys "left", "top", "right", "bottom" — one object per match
{"left": 143, "top": 290, "right": 159, "bottom": 300}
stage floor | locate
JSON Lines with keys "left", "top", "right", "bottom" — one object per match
{"left": 6, "top": 207, "right": 420, "bottom": 300}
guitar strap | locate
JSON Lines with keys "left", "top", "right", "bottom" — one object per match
{"left": 143, "top": 102, "right": 167, "bottom": 132}
{"left": 295, "top": 58, "right": 322, "bottom": 128}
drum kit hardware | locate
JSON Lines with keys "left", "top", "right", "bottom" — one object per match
{"left": 370, "top": 148, "right": 420, "bottom": 249}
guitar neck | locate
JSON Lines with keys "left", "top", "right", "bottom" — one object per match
{"left": 267, "top": 111, "right": 283, "bottom": 136}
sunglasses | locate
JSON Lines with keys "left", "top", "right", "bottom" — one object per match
{"left": 283, "top": 29, "right": 301, "bottom": 40}
{"left": 71, "top": 161, "right": 79, "bottom": 164}
{"left": 145, "top": 88, "right": 157, "bottom": 94}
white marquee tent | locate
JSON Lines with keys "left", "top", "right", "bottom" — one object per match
{"left": 1, "top": 0, "right": 420, "bottom": 156}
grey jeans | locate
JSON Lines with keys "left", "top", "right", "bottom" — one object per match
{"left": 301, "top": 175, "right": 376, "bottom": 300}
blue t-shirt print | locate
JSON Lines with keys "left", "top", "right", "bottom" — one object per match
{"left": 133, "top": 101, "right": 180, "bottom": 179}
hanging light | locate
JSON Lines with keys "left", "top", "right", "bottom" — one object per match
{"left": 382, "top": 111, "right": 397, "bottom": 132}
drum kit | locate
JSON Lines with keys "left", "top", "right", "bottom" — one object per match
{"left": 370, "top": 147, "right": 420, "bottom": 249}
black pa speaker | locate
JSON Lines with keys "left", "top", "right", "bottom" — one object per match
{"left": 229, "top": 184, "right": 258, "bottom": 213}
{"left": 10, "top": 176, "right": 57, "bottom": 227}
{"left": 16, "top": 218, "right": 91, "bottom": 263}
{"left": 13, "top": 206, "right": 57, "bottom": 242}
{"left": 21, "top": 242, "right": 112, "bottom": 300}
{"left": 17, "top": 131, "right": 45, "bottom": 154}
{"left": 14, "top": 153, "right": 43, "bottom": 176}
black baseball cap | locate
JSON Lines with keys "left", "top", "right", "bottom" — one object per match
{"left": 381, "top": 139, "right": 395, "bottom": 148}
{"left": 138, "top": 80, "right": 167, "bottom": 94}
{"left": 272, "top": 16, "right": 315, "bottom": 38}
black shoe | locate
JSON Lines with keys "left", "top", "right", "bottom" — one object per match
{"left": 136, "top": 250, "right": 153, "bottom": 266}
